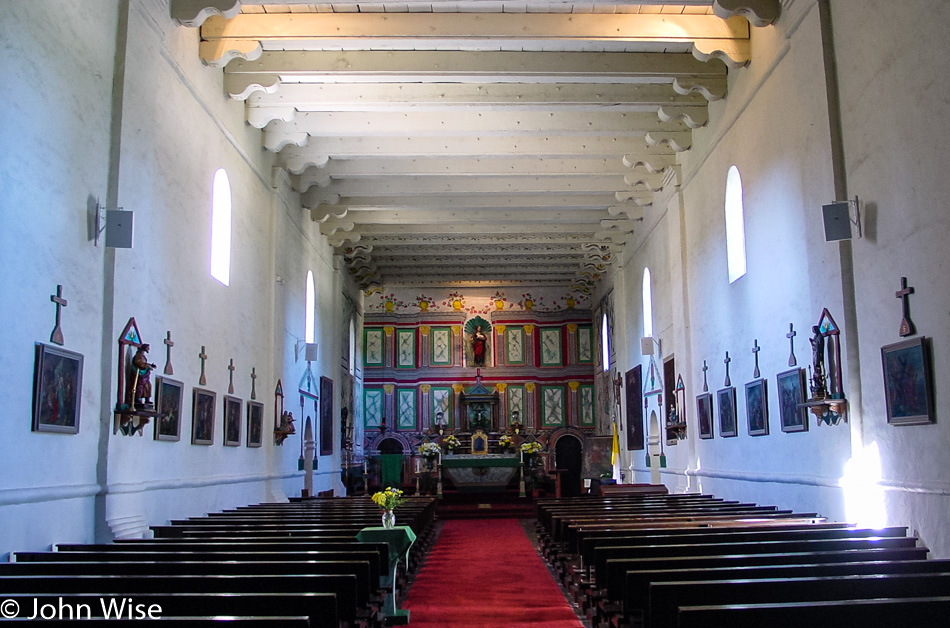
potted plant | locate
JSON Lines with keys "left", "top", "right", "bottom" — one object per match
{"left": 443, "top": 434, "right": 460, "bottom": 454}
{"left": 498, "top": 434, "right": 513, "bottom": 452}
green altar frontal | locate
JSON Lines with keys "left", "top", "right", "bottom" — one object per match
{"left": 441, "top": 454, "right": 520, "bottom": 492}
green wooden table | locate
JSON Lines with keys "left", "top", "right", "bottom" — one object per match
{"left": 357, "top": 525, "right": 416, "bottom": 625}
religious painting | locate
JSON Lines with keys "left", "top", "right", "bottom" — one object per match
{"left": 539, "top": 327, "right": 563, "bottom": 367}
{"left": 32, "top": 343, "right": 83, "bottom": 434}
{"left": 246, "top": 400, "right": 263, "bottom": 448}
{"left": 396, "top": 387, "right": 416, "bottom": 431}
{"left": 777, "top": 368, "right": 809, "bottom": 433}
{"left": 582, "top": 436, "right": 613, "bottom": 479}
{"left": 882, "top": 336, "right": 935, "bottom": 425}
{"left": 696, "top": 392, "right": 714, "bottom": 439}
{"left": 625, "top": 365, "right": 644, "bottom": 450}
{"left": 430, "top": 327, "right": 452, "bottom": 366}
{"left": 191, "top": 388, "right": 215, "bottom": 445}
{"left": 717, "top": 387, "right": 737, "bottom": 438}
{"left": 363, "top": 328, "right": 384, "bottom": 367}
{"left": 319, "top": 376, "right": 334, "bottom": 454}
{"left": 395, "top": 329, "right": 416, "bottom": 369}
{"left": 223, "top": 395, "right": 242, "bottom": 446}
{"left": 154, "top": 376, "right": 183, "bottom": 442}
{"left": 745, "top": 379, "right": 769, "bottom": 436}
{"left": 541, "top": 386, "right": 565, "bottom": 427}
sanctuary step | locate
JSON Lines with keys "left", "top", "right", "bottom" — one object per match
{"left": 436, "top": 490, "right": 535, "bottom": 520}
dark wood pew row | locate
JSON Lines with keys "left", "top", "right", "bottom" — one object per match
{"left": 0, "top": 593, "right": 334, "bottom": 626}
{"left": 585, "top": 534, "right": 924, "bottom": 625}
{"left": 617, "top": 557, "right": 950, "bottom": 628}
{"left": 676, "top": 596, "right": 950, "bottom": 628}
{"left": 0, "top": 574, "right": 360, "bottom": 626}
{"left": 648, "top": 572, "right": 950, "bottom": 628}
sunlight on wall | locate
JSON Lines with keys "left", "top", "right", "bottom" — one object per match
{"left": 839, "top": 441, "right": 887, "bottom": 528}
{"left": 305, "top": 270, "right": 315, "bottom": 343}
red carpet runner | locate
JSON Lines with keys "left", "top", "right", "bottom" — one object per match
{"left": 402, "top": 518, "right": 584, "bottom": 627}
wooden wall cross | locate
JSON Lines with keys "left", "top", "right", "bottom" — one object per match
{"left": 251, "top": 367, "right": 257, "bottom": 400}
{"left": 49, "top": 285, "right": 68, "bottom": 346}
{"left": 198, "top": 346, "right": 208, "bottom": 386}
{"left": 701, "top": 360, "right": 709, "bottom": 392}
{"left": 895, "top": 276, "right": 916, "bottom": 337}
{"left": 228, "top": 358, "right": 236, "bottom": 394}
{"left": 163, "top": 331, "right": 175, "bottom": 375}
{"left": 786, "top": 323, "right": 797, "bottom": 366}
{"left": 723, "top": 352, "right": 732, "bottom": 387}
{"left": 751, "top": 339, "right": 761, "bottom": 379}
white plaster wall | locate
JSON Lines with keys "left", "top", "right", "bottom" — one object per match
{"left": 0, "top": 0, "right": 117, "bottom": 557}
{"left": 0, "top": 0, "right": 349, "bottom": 555}
{"left": 831, "top": 0, "right": 950, "bottom": 557}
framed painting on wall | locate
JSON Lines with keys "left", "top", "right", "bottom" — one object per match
{"left": 246, "top": 400, "right": 263, "bottom": 447}
{"left": 625, "top": 365, "right": 644, "bottom": 450}
{"left": 882, "top": 336, "right": 935, "bottom": 425}
{"left": 745, "top": 379, "right": 769, "bottom": 436}
{"left": 696, "top": 392, "right": 714, "bottom": 439}
{"left": 32, "top": 343, "right": 84, "bottom": 434}
{"left": 717, "top": 387, "right": 737, "bottom": 438}
{"left": 223, "top": 395, "right": 242, "bottom": 446}
{"left": 155, "top": 376, "right": 183, "bottom": 442}
{"left": 191, "top": 388, "right": 216, "bottom": 445}
{"left": 319, "top": 376, "right": 333, "bottom": 455}
{"left": 777, "top": 367, "right": 809, "bottom": 433}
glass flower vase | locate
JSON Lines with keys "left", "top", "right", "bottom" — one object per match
{"left": 381, "top": 509, "right": 396, "bottom": 529}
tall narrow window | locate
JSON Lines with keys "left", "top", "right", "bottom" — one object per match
{"left": 725, "top": 165, "right": 747, "bottom": 283}
{"left": 348, "top": 319, "right": 356, "bottom": 376}
{"left": 642, "top": 267, "right": 654, "bottom": 338}
{"left": 601, "top": 312, "right": 610, "bottom": 372}
{"left": 305, "top": 271, "right": 315, "bottom": 344}
{"left": 210, "top": 169, "right": 232, "bottom": 286}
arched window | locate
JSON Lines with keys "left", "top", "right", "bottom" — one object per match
{"left": 210, "top": 169, "right": 232, "bottom": 286}
{"left": 725, "top": 165, "right": 747, "bottom": 283}
{"left": 348, "top": 318, "right": 356, "bottom": 376}
{"left": 305, "top": 270, "right": 315, "bottom": 344}
{"left": 601, "top": 312, "right": 610, "bottom": 372}
{"left": 642, "top": 267, "right": 654, "bottom": 339}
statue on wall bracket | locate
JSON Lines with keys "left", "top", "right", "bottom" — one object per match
{"left": 800, "top": 308, "right": 848, "bottom": 426}
{"left": 114, "top": 317, "right": 159, "bottom": 436}
{"left": 464, "top": 316, "right": 492, "bottom": 368}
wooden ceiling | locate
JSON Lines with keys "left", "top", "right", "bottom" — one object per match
{"left": 172, "top": 1, "right": 780, "bottom": 294}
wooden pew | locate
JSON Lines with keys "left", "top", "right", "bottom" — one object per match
{"left": 648, "top": 572, "right": 950, "bottom": 628}
{"left": 0, "top": 574, "right": 360, "bottom": 627}
{"left": 0, "top": 593, "right": 336, "bottom": 627}
{"left": 676, "top": 596, "right": 950, "bottom": 628}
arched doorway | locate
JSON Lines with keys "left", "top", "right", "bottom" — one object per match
{"left": 554, "top": 435, "right": 583, "bottom": 497}
{"left": 378, "top": 438, "right": 405, "bottom": 489}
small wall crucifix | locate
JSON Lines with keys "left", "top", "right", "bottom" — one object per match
{"left": 751, "top": 339, "right": 761, "bottom": 379}
{"left": 49, "top": 285, "right": 68, "bottom": 346}
{"left": 198, "top": 346, "right": 208, "bottom": 386}
{"left": 701, "top": 360, "right": 709, "bottom": 392}
{"left": 786, "top": 323, "right": 797, "bottom": 367}
{"left": 723, "top": 352, "right": 732, "bottom": 387}
{"left": 163, "top": 331, "right": 175, "bottom": 375}
{"left": 250, "top": 367, "right": 257, "bottom": 400}
{"left": 228, "top": 358, "right": 236, "bottom": 394}
{"left": 895, "top": 276, "right": 916, "bottom": 337}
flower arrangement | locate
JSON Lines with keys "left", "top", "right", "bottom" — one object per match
{"left": 520, "top": 441, "right": 542, "bottom": 455}
{"left": 498, "top": 434, "right": 513, "bottom": 449}
{"left": 371, "top": 487, "right": 406, "bottom": 512}
{"left": 443, "top": 434, "right": 461, "bottom": 450}
{"left": 418, "top": 442, "right": 440, "bottom": 458}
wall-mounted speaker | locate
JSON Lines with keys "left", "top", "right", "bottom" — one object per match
{"left": 105, "top": 210, "right": 134, "bottom": 248}
{"left": 822, "top": 202, "right": 852, "bottom": 241}
{"left": 305, "top": 342, "right": 319, "bottom": 362}
{"left": 640, "top": 336, "right": 654, "bottom": 356}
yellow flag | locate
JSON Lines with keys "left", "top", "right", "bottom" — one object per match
{"left": 611, "top": 421, "right": 620, "bottom": 466}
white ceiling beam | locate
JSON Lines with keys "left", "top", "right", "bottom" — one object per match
{"left": 303, "top": 193, "right": 645, "bottom": 210}
{"left": 334, "top": 208, "right": 618, "bottom": 225}
{"left": 345, "top": 222, "right": 605, "bottom": 235}
{"left": 301, "top": 174, "right": 646, "bottom": 197}
{"left": 200, "top": 13, "right": 748, "bottom": 64}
